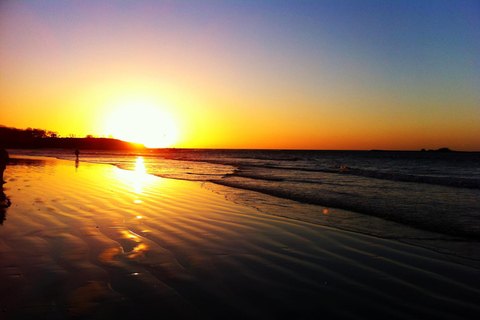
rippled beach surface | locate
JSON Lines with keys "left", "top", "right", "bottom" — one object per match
{"left": 1, "top": 155, "right": 480, "bottom": 319}
{"left": 13, "top": 149, "right": 480, "bottom": 265}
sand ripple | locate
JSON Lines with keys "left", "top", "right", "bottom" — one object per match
{"left": 1, "top": 158, "right": 479, "bottom": 319}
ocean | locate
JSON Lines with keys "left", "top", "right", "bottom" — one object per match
{"left": 10, "top": 148, "right": 480, "bottom": 267}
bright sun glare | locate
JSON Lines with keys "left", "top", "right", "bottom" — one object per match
{"left": 105, "top": 102, "right": 178, "bottom": 148}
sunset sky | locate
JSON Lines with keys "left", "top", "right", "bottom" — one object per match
{"left": 1, "top": 0, "right": 479, "bottom": 150}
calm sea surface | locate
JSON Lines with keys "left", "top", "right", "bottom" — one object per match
{"left": 10, "top": 148, "right": 480, "bottom": 267}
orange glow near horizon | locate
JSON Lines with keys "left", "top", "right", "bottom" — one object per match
{"left": 0, "top": 2, "right": 479, "bottom": 151}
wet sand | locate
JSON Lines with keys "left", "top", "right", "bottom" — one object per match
{"left": 1, "top": 157, "right": 479, "bottom": 320}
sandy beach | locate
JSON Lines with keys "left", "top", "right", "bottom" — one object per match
{"left": 1, "top": 157, "right": 479, "bottom": 320}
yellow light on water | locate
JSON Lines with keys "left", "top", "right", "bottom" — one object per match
{"left": 114, "top": 156, "right": 156, "bottom": 196}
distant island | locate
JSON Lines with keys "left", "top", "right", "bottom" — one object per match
{"left": 370, "top": 148, "right": 456, "bottom": 152}
{"left": 420, "top": 148, "right": 454, "bottom": 152}
{"left": 0, "top": 125, "right": 146, "bottom": 150}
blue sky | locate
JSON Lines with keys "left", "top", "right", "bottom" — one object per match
{"left": 1, "top": 0, "right": 479, "bottom": 149}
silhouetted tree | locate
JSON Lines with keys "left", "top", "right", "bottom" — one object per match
{"left": 0, "top": 125, "right": 145, "bottom": 149}
{"left": 47, "top": 131, "right": 58, "bottom": 138}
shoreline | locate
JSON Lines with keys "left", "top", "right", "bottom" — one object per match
{"left": 9, "top": 153, "right": 480, "bottom": 268}
{"left": 202, "top": 181, "right": 480, "bottom": 269}
{"left": 1, "top": 156, "right": 480, "bottom": 319}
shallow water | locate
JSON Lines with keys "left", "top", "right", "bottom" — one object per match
{"left": 2, "top": 157, "right": 480, "bottom": 319}
{"left": 10, "top": 148, "right": 480, "bottom": 266}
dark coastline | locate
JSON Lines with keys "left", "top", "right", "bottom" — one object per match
{"left": 0, "top": 125, "right": 145, "bottom": 150}
{"left": 3, "top": 137, "right": 146, "bottom": 150}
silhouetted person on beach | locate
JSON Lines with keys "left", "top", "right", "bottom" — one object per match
{"left": 75, "top": 149, "right": 80, "bottom": 160}
{"left": 0, "top": 143, "right": 9, "bottom": 184}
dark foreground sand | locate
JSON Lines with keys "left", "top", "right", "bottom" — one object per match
{"left": 1, "top": 157, "right": 479, "bottom": 320}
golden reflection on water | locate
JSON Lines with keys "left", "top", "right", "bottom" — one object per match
{"left": 128, "top": 243, "right": 149, "bottom": 259}
{"left": 119, "top": 229, "right": 141, "bottom": 242}
{"left": 135, "top": 156, "right": 146, "bottom": 173}
{"left": 132, "top": 157, "right": 149, "bottom": 194}
{"left": 114, "top": 156, "right": 157, "bottom": 196}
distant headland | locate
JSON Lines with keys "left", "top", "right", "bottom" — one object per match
{"left": 369, "top": 147, "right": 456, "bottom": 153}
{"left": 0, "top": 125, "right": 146, "bottom": 150}
{"left": 420, "top": 148, "right": 454, "bottom": 152}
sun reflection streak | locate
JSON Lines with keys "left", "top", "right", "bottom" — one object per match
{"left": 135, "top": 157, "right": 146, "bottom": 173}
{"left": 128, "top": 243, "right": 149, "bottom": 259}
{"left": 114, "top": 156, "right": 157, "bottom": 196}
{"left": 119, "top": 229, "right": 141, "bottom": 242}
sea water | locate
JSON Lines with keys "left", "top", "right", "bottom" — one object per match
{"left": 11, "top": 148, "right": 480, "bottom": 266}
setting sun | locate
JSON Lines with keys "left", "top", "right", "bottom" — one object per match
{"left": 105, "top": 102, "right": 178, "bottom": 148}
{"left": 0, "top": 0, "right": 479, "bottom": 151}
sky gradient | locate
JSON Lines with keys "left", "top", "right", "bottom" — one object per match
{"left": 1, "top": 0, "right": 479, "bottom": 150}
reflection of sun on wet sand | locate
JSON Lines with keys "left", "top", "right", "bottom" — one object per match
{"left": 1, "top": 157, "right": 480, "bottom": 319}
